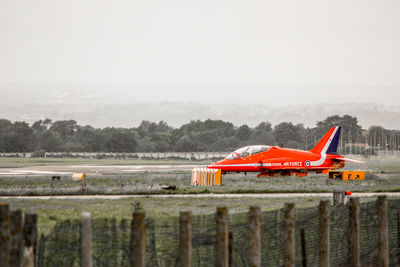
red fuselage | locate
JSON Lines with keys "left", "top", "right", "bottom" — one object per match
{"left": 208, "top": 126, "right": 352, "bottom": 177}
{"left": 208, "top": 146, "right": 343, "bottom": 174}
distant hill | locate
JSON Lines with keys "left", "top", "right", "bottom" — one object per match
{"left": 1, "top": 83, "right": 399, "bottom": 129}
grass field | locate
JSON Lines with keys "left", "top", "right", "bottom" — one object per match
{"left": 0, "top": 195, "right": 343, "bottom": 234}
{"left": 0, "top": 157, "right": 208, "bottom": 168}
{"left": 2, "top": 194, "right": 393, "bottom": 235}
{"left": 0, "top": 156, "right": 400, "bottom": 196}
{"left": 0, "top": 155, "right": 399, "bottom": 234}
{"left": 0, "top": 170, "right": 399, "bottom": 196}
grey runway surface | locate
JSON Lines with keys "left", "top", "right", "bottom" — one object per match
{"left": 1, "top": 192, "right": 399, "bottom": 200}
{"left": 0, "top": 164, "right": 204, "bottom": 176}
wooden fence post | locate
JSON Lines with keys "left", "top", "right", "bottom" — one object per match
{"left": 0, "top": 204, "right": 10, "bottom": 267}
{"left": 349, "top": 198, "right": 360, "bottom": 267}
{"left": 81, "top": 212, "right": 92, "bottom": 267}
{"left": 23, "top": 213, "right": 37, "bottom": 267}
{"left": 249, "top": 206, "right": 261, "bottom": 267}
{"left": 179, "top": 211, "right": 192, "bottom": 267}
{"left": 36, "top": 234, "right": 45, "bottom": 267}
{"left": 228, "top": 232, "right": 233, "bottom": 267}
{"left": 284, "top": 203, "right": 295, "bottom": 267}
{"left": 10, "top": 209, "right": 24, "bottom": 267}
{"left": 319, "top": 200, "right": 330, "bottom": 267}
{"left": 397, "top": 213, "right": 400, "bottom": 266}
{"left": 216, "top": 206, "right": 228, "bottom": 267}
{"left": 300, "top": 229, "right": 307, "bottom": 267}
{"left": 132, "top": 210, "right": 145, "bottom": 267}
{"left": 377, "top": 196, "right": 388, "bottom": 267}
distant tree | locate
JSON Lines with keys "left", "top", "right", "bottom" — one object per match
{"left": 1, "top": 115, "right": 397, "bottom": 154}
{"left": 254, "top": 121, "right": 272, "bottom": 133}
{"left": 49, "top": 120, "right": 79, "bottom": 141}
{"left": 136, "top": 120, "right": 172, "bottom": 151}
{"left": 273, "top": 122, "right": 303, "bottom": 148}
{"left": 137, "top": 121, "right": 155, "bottom": 138}
{"left": 136, "top": 136, "right": 155, "bottom": 152}
{"left": 11, "top": 121, "right": 36, "bottom": 152}
{"left": 179, "top": 120, "right": 204, "bottom": 134}
{"left": 170, "top": 128, "right": 184, "bottom": 149}
{"left": 0, "top": 119, "right": 15, "bottom": 152}
{"left": 192, "top": 130, "right": 219, "bottom": 151}
{"left": 212, "top": 137, "right": 240, "bottom": 152}
{"left": 235, "top": 124, "right": 252, "bottom": 141}
{"left": 204, "top": 119, "right": 235, "bottom": 138}
{"left": 37, "top": 131, "right": 63, "bottom": 152}
{"left": 100, "top": 128, "right": 138, "bottom": 152}
{"left": 75, "top": 125, "right": 97, "bottom": 151}
{"left": 316, "top": 114, "right": 362, "bottom": 143}
{"left": 176, "top": 119, "right": 237, "bottom": 151}
{"left": 175, "top": 135, "right": 197, "bottom": 152}
{"left": 250, "top": 122, "right": 275, "bottom": 145}
{"left": 155, "top": 121, "right": 172, "bottom": 132}
{"left": 31, "top": 119, "right": 52, "bottom": 134}
{"left": 179, "top": 119, "right": 235, "bottom": 137}
{"left": 150, "top": 132, "right": 172, "bottom": 152}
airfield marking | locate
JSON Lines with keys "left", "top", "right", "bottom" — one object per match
{"left": 67, "top": 165, "right": 204, "bottom": 168}
{"left": 0, "top": 164, "right": 205, "bottom": 176}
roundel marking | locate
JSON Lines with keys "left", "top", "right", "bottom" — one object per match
{"left": 305, "top": 160, "right": 311, "bottom": 167}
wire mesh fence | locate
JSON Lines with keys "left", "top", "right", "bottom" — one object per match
{"left": 295, "top": 206, "right": 320, "bottom": 266}
{"left": 329, "top": 204, "right": 350, "bottom": 266}
{"left": 260, "top": 209, "right": 285, "bottom": 266}
{"left": 359, "top": 201, "right": 379, "bottom": 266}
{"left": 388, "top": 199, "right": 400, "bottom": 267}
{"left": 36, "top": 198, "right": 400, "bottom": 266}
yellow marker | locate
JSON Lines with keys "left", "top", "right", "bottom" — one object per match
{"left": 214, "top": 169, "right": 222, "bottom": 185}
{"left": 342, "top": 171, "right": 365, "bottom": 181}
{"left": 72, "top": 173, "right": 85, "bottom": 180}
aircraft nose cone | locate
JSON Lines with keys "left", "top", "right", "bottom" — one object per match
{"left": 208, "top": 161, "right": 222, "bottom": 169}
{"left": 207, "top": 163, "right": 216, "bottom": 169}
{"left": 208, "top": 160, "right": 225, "bottom": 169}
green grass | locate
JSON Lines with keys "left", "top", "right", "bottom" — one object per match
{"left": 1, "top": 195, "right": 332, "bottom": 234}
{"left": 0, "top": 155, "right": 400, "bottom": 196}
{"left": 4, "top": 195, "right": 395, "bottom": 235}
{"left": 1, "top": 169, "right": 400, "bottom": 196}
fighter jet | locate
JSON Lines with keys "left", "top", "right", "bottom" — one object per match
{"left": 208, "top": 126, "right": 363, "bottom": 177}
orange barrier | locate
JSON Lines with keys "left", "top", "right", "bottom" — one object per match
{"left": 192, "top": 168, "right": 222, "bottom": 186}
{"left": 72, "top": 172, "right": 85, "bottom": 180}
{"left": 328, "top": 171, "right": 366, "bottom": 181}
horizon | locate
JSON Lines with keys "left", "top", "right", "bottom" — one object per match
{"left": 1, "top": 102, "right": 399, "bottom": 130}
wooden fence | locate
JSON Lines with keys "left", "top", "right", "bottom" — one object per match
{"left": 0, "top": 196, "right": 395, "bottom": 267}
{"left": 0, "top": 204, "right": 37, "bottom": 267}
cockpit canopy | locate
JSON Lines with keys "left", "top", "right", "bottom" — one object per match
{"left": 225, "top": 145, "right": 270, "bottom": 160}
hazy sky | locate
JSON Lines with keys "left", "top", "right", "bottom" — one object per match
{"left": 1, "top": 0, "right": 399, "bottom": 104}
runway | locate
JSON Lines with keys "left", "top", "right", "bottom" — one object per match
{"left": 0, "top": 192, "right": 399, "bottom": 200}
{"left": 0, "top": 164, "right": 203, "bottom": 176}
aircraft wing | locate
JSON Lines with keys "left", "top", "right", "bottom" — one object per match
{"left": 327, "top": 154, "right": 364, "bottom": 164}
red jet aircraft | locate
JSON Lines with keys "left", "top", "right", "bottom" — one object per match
{"left": 208, "top": 126, "right": 362, "bottom": 177}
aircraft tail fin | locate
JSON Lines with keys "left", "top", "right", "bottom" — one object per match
{"left": 310, "top": 126, "right": 341, "bottom": 154}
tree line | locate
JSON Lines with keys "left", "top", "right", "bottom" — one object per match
{"left": 0, "top": 115, "right": 399, "bottom": 153}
